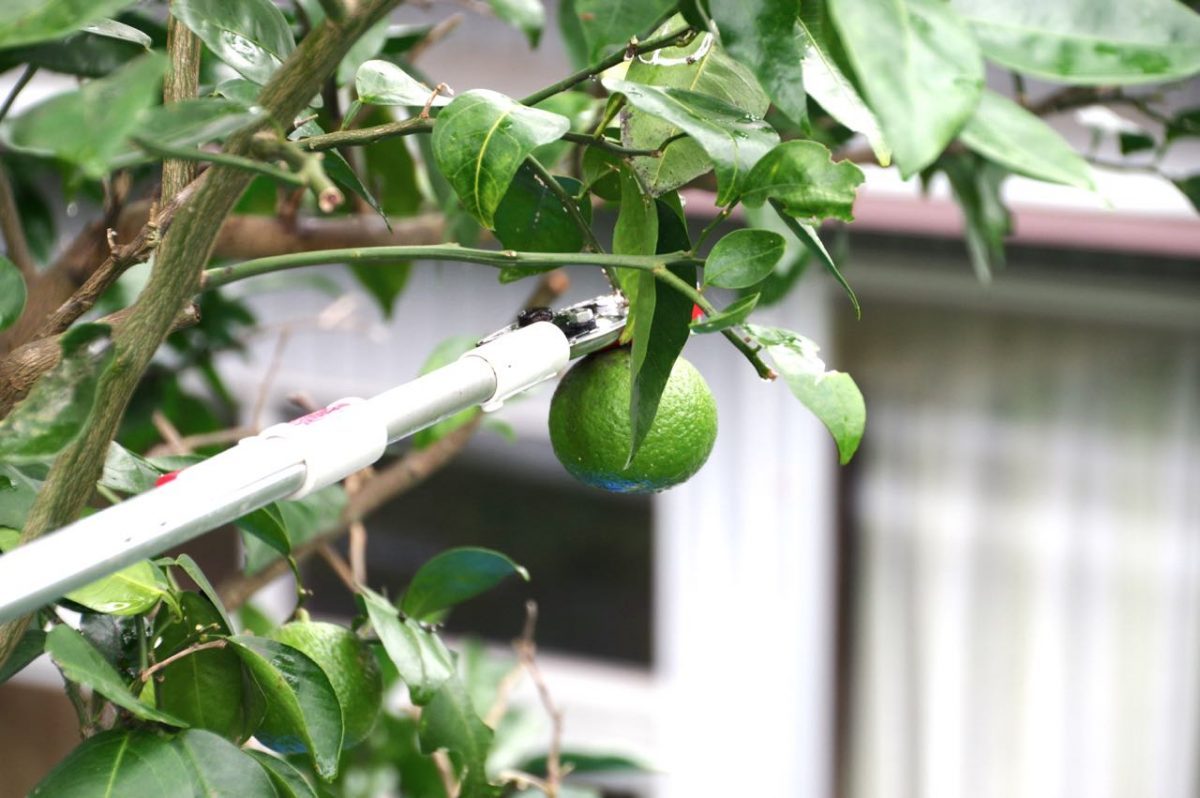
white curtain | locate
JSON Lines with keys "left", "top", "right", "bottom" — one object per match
{"left": 843, "top": 304, "right": 1200, "bottom": 798}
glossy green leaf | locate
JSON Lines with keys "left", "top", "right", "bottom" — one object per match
{"left": 0, "top": 627, "right": 45, "bottom": 685}
{"left": 78, "top": 613, "right": 141, "bottom": 683}
{"left": 337, "top": 16, "right": 390, "bottom": 85}
{"left": 0, "top": 0, "right": 137, "bottom": 49}
{"left": 172, "top": 729, "right": 277, "bottom": 797}
{"left": 747, "top": 325, "right": 865, "bottom": 464}
{"left": 769, "top": 200, "right": 859, "bottom": 316}
{"left": 691, "top": 293, "right": 760, "bottom": 333}
{"left": 401, "top": 548, "right": 530, "bottom": 621}
{"left": 960, "top": 91, "right": 1093, "bottom": 190}
{"left": 0, "top": 323, "right": 114, "bottom": 462}
{"left": 830, "top": 0, "right": 983, "bottom": 177}
{"left": 519, "top": 751, "right": 650, "bottom": 776}
{"left": 248, "top": 751, "right": 319, "bottom": 798}
{"left": 738, "top": 201, "right": 809, "bottom": 306}
{"left": 798, "top": 2, "right": 890, "bottom": 166}
{"left": 237, "top": 502, "right": 290, "bottom": 574}
{"left": 572, "top": 0, "right": 675, "bottom": 61}
{"left": 941, "top": 153, "right": 1011, "bottom": 281}
{"left": 65, "top": 559, "right": 171, "bottom": 616}
{"left": 230, "top": 635, "right": 344, "bottom": 780}
{"left": 46, "top": 624, "right": 188, "bottom": 727}
{"left": 168, "top": 554, "right": 235, "bottom": 634}
{"left": 494, "top": 164, "right": 588, "bottom": 253}
{"left": 412, "top": 337, "right": 482, "bottom": 449}
{"left": 607, "top": 79, "right": 778, "bottom": 205}
{"left": 432, "top": 90, "right": 570, "bottom": 228}
{"left": 614, "top": 166, "right": 659, "bottom": 258}
{"left": 0, "top": 256, "right": 26, "bottom": 332}
{"left": 7, "top": 52, "right": 166, "bottom": 178}
{"left": 621, "top": 28, "right": 771, "bottom": 198}
{"left": 355, "top": 60, "right": 450, "bottom": 108}
{"left": 419, "top": 675, "right": 497, "bottom": 798}
{"left": 741, "top": 140, "right": 864, "bottom": 222}
{"left": 489, "top": 0, "right": 545, "bottom": 46}
{"left": 101, "top": 442, "right": 163, "bottom": 494}
{"left": 171, "top": 0, "right": 295, "bottom": 85}
{"left": 157, "top": 593, "right": 252, "bottom": 742}
{"left": 704, "top": 229, "right": 785, "bottom": 289}
{"left": 0, "top": 461, "right": 44, "bottom": 529}
{"left": 628, "top": 202, "right": 696, "bottom": 463}
{"left": 951, "top": 0, "right": 1200, "bottom": 85}
{"left": 29, "top": 729, "right": 191, "bottom": 797}
{"left": 0, "top": 21, "right": 148, "bottom": 77}
{"left": 360, "top": 587, "right": 455, "bottom": 704}
{"left": 709, "top": 0, "right": 807, "bottom": 125}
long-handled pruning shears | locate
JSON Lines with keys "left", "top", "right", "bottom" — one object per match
{"left": 0, "top": 294, "right": 628, "bottom": 623}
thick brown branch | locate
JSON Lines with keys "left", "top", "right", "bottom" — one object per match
{"left": 0, "top": 304, "right": 200, "bottom": 416}
{"left": 162, "top": 7, "right": 203, "bottom": 199}
{"left": 0, "top": 162, "right": 35, "bottom": 278}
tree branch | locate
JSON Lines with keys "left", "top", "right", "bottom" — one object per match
{"left": 295, "top": 116, "right": 432, "bottom": 152}
{"left": 0, "top": 0, "right": 405, "bottom": 671}
{"left": 0, "top": 64, "right": 36, "bottom": 126}
{"left": 162, "top": 6, "right": 203, "bottom": 200}
{"left": 0, "top": 161, "right": 35, "bottom": 278}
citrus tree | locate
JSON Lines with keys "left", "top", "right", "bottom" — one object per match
{"left": 0, "top": 0, "right": 1198, "bottom": 795}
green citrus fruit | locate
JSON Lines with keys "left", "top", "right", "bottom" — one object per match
{"left": 262, "top": 620, "right": 382, "bottom": 750}
{"left": 548, "top": 347, "right": 717, "bottom": 494}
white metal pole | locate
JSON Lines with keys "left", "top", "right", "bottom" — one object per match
{"left": 0, "top": 320, "right": 575, "bottom": 623}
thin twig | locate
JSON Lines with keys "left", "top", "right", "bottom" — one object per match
{"left": 151, "top": 410, "right": 189, "bottom": 456}
{"left": 317, "top": 544, "right": 359, "bottom": 592}
{"left": 252, "top": 328, "right": 292, "bottom": 429}
{"left": 433, "top": 750, "right": 461, "bottom": 797}
{"left": 407, "top": 14, "right": 464, "bottom": 62}
{"left": 140, "top": 639, "right": 227, "bottom": 682}
{"left": 0, "top": 65, "right": 37, "bottom": 126}
{"left": 145, "top": 426, "right": 254, "bottom": 458}
{"left": 515, "top": 601, "right": 563, "bottom": 798}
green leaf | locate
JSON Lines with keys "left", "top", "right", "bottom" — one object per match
{"left": 740, "top": 140, "right": 864, "bottom": 223}
{"left": 769, "top": 200, "right": 859, "bottom": 316}
{"left": 519, "top": 750, "right": 650, "bottom": 776}
{"left": 709, "top": 0, "right": 807, "bottom": 126}
{"left": 739, "top": 202, "right": 809, "bottom": 307}
{"left": 0, "top": 461, "right": 43, "bottom": 529}
{"left": 489, "top": 0, "right": 545, "bottom": 47}
{"left": 419, "top": 675, "right": 498, "bottom": 798}
{"left": 101, "top": 442, "right": 163, "bottom": 494}
{"left": 0, "top": 627, "right": 46, "bottom": 685}
{"left": 236, "top": 502, "right": 290, "bottom": 573}
{"left": 157, "top": 593, "right": 253, "bottom": 742}
{"left": 1174, "top": 175, "right": 1200, "bottom": 213}
{"left": 747, "top": 325, "right": 865, "bottom": 464}
{"left": 29, "top": 729, "right": 191, "bottom": 797}
{"left": 691, "top": 293, "right": 760, "bottom": 333}
{"left": 530, "top": 91, "right": 598, "bottom": 171}
{"left": 432, "top": 90, "right": 570, "bottom": 228}
{"left": 606, "top": 79, "right": 778, "bottom": 205}
{"left": 628, "top": 202, "right": 696, "bottom": 463}
{"left": 401, "top": 548, "right": 529, "bottom": 621}
{"left": 704, "top": 229, "right": 785, "bottom": 289}
{"left": 7, "top": 52, "right": 166, "bottom": 178}
{"left": 0, "top": 0, "right": 137, "bottom": 49}
{"left": 46, "top": 625, "right": 188, "bottom": 727}
{"left": 169, "top": 554, "right": 236, "bottom": 634}
{"left": 798, "top": 2, "right": 891, "bottom": 166}
{"left": 494, "top": 164, "right": 588, "bottom": 253}
{"left": 171, "top": 0, "right": 295, "bottom": 85}
{"left": 0, "top": 323, "right": 114, "bottom": 462}
{"left": 355, "top": 60, "right": 450, "bottom": 107}
{"left": 572, "top": 0, "right": 675, "bottom": 61}
{"left": 0, "top": 21, "right": 148, "bottom": 77}
{"left": 960, "top": 91, "right": 1093, "bottom": 190}
{"left": 248, "top": 751, "right": 319, "bottom": 798}
{"left": 613, "top": 166, "right": 659, "bottom": 257}
{"left": 65, "top": 559, "right": 172, "bottom": 616}
{"left": 0, "top": 256, "right": 26, "bottom": 332}
{"left": 133, "top": 98, "right": 263, "bottom": 150}
{"left": 350, "top": 262, "right": 411, "bottom": 318}
{"left": 941, "top": 153, "right": 1011, "bottom": 281}
{"left": 950, "top": 0, "right": 1200, "bottom": 85}
{"left": 620, "top": 27, "right": 772, "bottom": 198}
{"left": 79, "top": 613, "right": 141, "bottom": 682}
{"left": 830, "top": 0, "right": 983, "bottom": 177}
{"left": 0, "top": 526, "right": 17, "bottom": 551}
{"left": 229, "top": 635, "right": 344, "bottom": 780}
{"left": 360, "top": 587, "right": 455, "bottom": 704}
{"left": 412, "top": 337, "right": 483, "bottom": 449}
{"left": 337, "top": 16, "right": 390, "bottom": 85}
{"left": 172, "top": 729, "right": 277, "bottom": 797}
{"left": 1118, "top": 131, "right": 1156, "bottom": 155}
